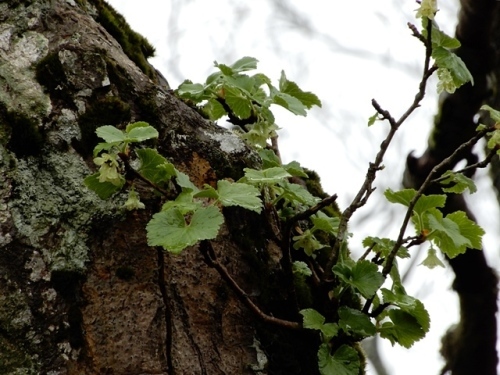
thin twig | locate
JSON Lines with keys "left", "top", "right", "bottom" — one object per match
{"left": 199, "top": 240, "right": 301, "bottom": 330}
{"left": 322, "top": 19, "right": 436, "bottom": 280}
{"left": 382, "top": 125, "right": 494, "bottom": 277}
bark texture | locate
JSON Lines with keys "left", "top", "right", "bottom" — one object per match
{"left": 0, "top": 1, "right": 319, "bottom": 374}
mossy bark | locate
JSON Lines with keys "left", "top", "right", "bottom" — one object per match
{"left": 0, "top": 1, "right": 318, "bottom": 374}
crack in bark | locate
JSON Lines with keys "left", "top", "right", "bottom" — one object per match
{"left": 169, "top": 276, "right": 208, "bottom": 375}
{"left": 157, "top": 248, "right": 174, "bottom": 375}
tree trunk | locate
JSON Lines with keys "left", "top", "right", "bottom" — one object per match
{"left": 0, "top": 1, "right": 319, "bottom": 374}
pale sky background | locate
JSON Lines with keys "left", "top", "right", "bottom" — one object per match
{"left": 105, "top": 1, "right": 500, "bottom": 373}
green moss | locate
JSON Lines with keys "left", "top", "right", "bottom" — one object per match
{"left": 77, "top": 95, "right": 131, "bottom": 156}
{"left": 86, "top": 0, "right": 156, "bottom": 80}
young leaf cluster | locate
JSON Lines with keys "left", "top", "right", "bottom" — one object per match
{"left": 177, "top": 56, "right": 321, "bottom": 148}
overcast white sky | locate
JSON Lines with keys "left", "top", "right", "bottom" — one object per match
{"left": 105, "top": 1, "right": 500, "bottom": 373}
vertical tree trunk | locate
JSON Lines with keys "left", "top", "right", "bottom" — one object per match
{"left": 0, "top": 1, "right": 319, "bottom": 373}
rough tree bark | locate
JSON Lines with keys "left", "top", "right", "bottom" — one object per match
{"left": 0, "top": 1, "right": 319, "bottom": 374}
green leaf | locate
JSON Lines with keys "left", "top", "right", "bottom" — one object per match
{"left": 84, "top": 173, "right": 123, "bottom": 199}
{"left": 420, "top": 247, "right": 445, "bottom": 269}
{"left": 272, "top": 91, "right": 307, "bottom": 116}
{"left": 381, "top": 288, "right": 430, "bottom": 332}
{"left": 293, "top": 230, "right": 324, "bottom": 256}
{"left": 282, "top": 160, "right": 308, "bottom": 178}
{"left": 384, "top": 188, "right": 415, "bottom": 206}
{"left": 177, "top": 82, "right": 206, "bottom": 101}
{"left": 146, "top": 206, "right": 224, "bottom": 254}
{"left": 432, "top": 46, "right": 474, "bottom": 87}
{"left": 240, "top": 122, "right": 279, "bottom": 148}
{"left": 242, "top": 167, "right": 291, "bottom": 185}
{"left": 429, "top": 24, "right": 461, "bottom": 49}
{"left": 126, "top": 121, "right": 150, "bottom": 133}
{"left": 126, "top": 125, "right": 159, "bottom": 142}
{"left": 311, "top": 211, "right": 340, "bottom": 236}
{"left": 350, "top": 260, "right": 385, "bottom": 298}
{"left": 193, "top": 185, "right": 219, "bottom": 199}
{"left": 333, "top": 260, "right": 384, "bottom": 299}
{"left": 379, "top": 310, "right": 426, "bottom": 348}
{"left": 362, "top": 236, "right": 410, "bottom": 259}
{"left": 230, "top": 56, "right": 259, "bottom": 73}
{"left": 368, "top": 112, "right": 379, "bottom": 126}
{"left": 293, "top": 261, "right": 312, "bottom": 277}
{"left": 426, "top": 210, "right": 483, "bottom": 257}
{"left": 175, "top": 170, "right": 200, "bottom": 193}
{"left": 95, "top": 125, "right": 125, "bottom": 143}
{"left": 318, "top": 344, "right": 360, "bottom": 375}
{"left": 481, "top": 104, "right": 500, "bottom": 122}
{"left": 277, "top": 181, "right": 319, "bottom": 207}
{"left": 300, "top": 309, "right": 339, "bottom": 340}
{"left": 384, "top": 188, "right": 446, "bottom": 215}
{"left": 300, "top": 308, "right": 326, "bottom": 330}
{"left": 136, "top": 148, "right": 175, "bottom": 184}
{"left": 215, "top": 180, "right": 262, "bottom": 213}
{"left": 258, "top": 149, "right": 281, "bottom": 169}
{"left": 440, "top": 171, "right": 477, "bottom": 194}
{"left": 203, "top": 98, "right": 227, "bottom": 120}
{"left": 279, "top": 70, "right": 321, "bottom": 109}
{"left": 338, "top": 306, "right": 376, "bottom": 337}
{"left": 223, "top": 85, "right": 253, "bottom": 119}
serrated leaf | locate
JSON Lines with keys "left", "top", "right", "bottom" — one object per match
{"left": 440, "top": 171, "right": 477, "bottom": 194}
{"left": 146, "top": 206, "right": 223, "bottom": 254}
{"left": 481, "top": 104, "right": 500, "bottom": 122}
{"left": 351, "top": 260, "right": 385, "bottom": 298}
{"left": 279, "top": 70, "right": 321, "bottom": 109}
{"left": 278, "top": 181, "right": 319, "bottom": 207}
{"left": 258, "top": 149, "right": 281, "bottom": 169}
{"left": 362, "top": 236, "right": 409, "bottom": 259}
{"left": 136, "top": 148, "right": 175, "bottom": 184}
{"left": 193, "top": 185, "right": 219, "bottom": 199}
{"left": 224, "top": 85, "right": 253, "bottom": 119}
{"left": 215, "top": 180, "right": 262, "bottom": 213}
{"left": 384, "top": 188, "right": 446, "bottom": 215}
{"left": 300, "top": 308, "right": 326, "bottom": 330}
{"left": 381, "top": 289, "right": 430, "bottom": 332}
{"left": 84, "top": 173, "right": 123, "bottom": 199}
{"left": 282, "top": 160, "right": 308, "bottom": 178}
{"left": 318, "top": 344, "right": 360, "bottom": 375}
{"left": 432, "top": 46, "right": 474, "bottom": 87}
{"left": 126, "top": 125, "right": 159, "bottom": 142}
{"left": 426, "top": 211, "right": 483, "bottom": 257}
{"left": 175, "top": 170, "right": 199, "bottom": 193}
{"left": 243, "top": 167, "right": 291, "bottom": 184}
{"left": 384, "top": 188, "right": 415, "bottom": 206}
{"left": 293, "top": 230, "right": 324, "bottom": 256}
{"left": 272, "top": 91, "right": 307, "bottom": 116}
{"left": 311, "top": 211, "right": 340, "bottom": 236}
{"left": 126, "top": 121, "right": 150, "bottom": 133}
{"left": 176, "top": 82, "right": 206, "bottom": 101}
{"left": 293, "top": 261, "right": 312, "bottom": 277}
{"left": 379, "top": 310, "right": 426, "bottom": 348}
{"left": 240, "top": 122, "right": 279, "bottom": 148}
{"left": 333, "top": 260, "right": 384, "bottom": 299}
{"left": 338, "top": 306, "right": 376, "bottom": 337}
{"left": 300, "top": 309, "right": 339, "bottom": 340}
{"left": 96, "top": 125, "right": 125, "bottom": 143}
{"left": 162, "top": 191, "right": 202, "bottom": 214}
{"left": 230, "top": 56, "right": 259, "bottom": 73}
{"left": 429, "top": 24, "right": 461, "bottom": 49}
{"left": 203, "top": 98, "right": 227, "bottom": 120}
